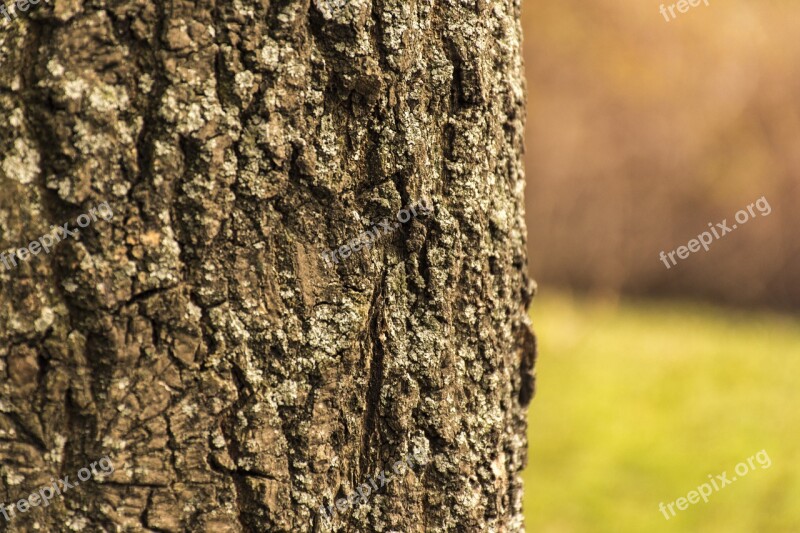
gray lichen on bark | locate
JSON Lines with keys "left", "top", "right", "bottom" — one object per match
{"left": 0, "top": 0, "right": 535, "bottom": 531}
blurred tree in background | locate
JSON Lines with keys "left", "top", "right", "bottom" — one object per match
{"left": 522, "top": 0, "right": 800, "bottom": 310}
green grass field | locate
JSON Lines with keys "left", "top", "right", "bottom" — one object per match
{"left": 523, "top": 293, "right": 800, "bottom": 532}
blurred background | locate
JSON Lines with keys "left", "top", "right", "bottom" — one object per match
{"left": 520, "top": 1, "right": 800, "bottom": 531}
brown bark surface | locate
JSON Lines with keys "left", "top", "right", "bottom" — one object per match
{"left": 0, "top": 0, "right": 535, "bottom": 531}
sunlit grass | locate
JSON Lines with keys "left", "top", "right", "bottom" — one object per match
{"left": 523, "top": 292, "right": 800, "bottom": 532}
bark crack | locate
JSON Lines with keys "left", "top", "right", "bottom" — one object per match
{"left": 358, "top": 267, "right": 388, "bottom": 479}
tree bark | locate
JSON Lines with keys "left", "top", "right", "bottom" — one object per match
{"left": 0, "top": 0, "right": 535, "bottom": 531}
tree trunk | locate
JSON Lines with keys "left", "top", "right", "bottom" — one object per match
{"left": 0, "top": 0, "right": 535, "bottom": 531}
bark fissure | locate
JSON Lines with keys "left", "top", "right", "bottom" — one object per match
{"left": 358, "top": 266, "right": 388, "bottom": 479}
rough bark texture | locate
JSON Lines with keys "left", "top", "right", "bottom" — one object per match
{"left": 0, "top": 0, "right": 535, "bottom": 531}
